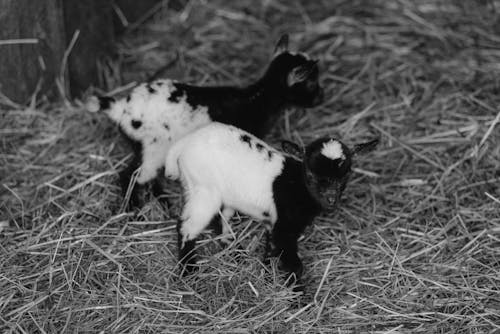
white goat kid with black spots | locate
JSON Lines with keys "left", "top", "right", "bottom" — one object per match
{"left": 86, "top": 34, "right": 324, "bottom": 209}
{"left": 165, "top": 122, "right": 379, "bottom": 288}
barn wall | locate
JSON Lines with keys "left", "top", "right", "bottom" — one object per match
{"left": 0, "top": 0, "right": 166, "bottom": 103}
{"left": 0, "top": 0, "right": 65, "bottom": 103}
{"left": 63, "top": 0, "right": 115, "bottom": 96}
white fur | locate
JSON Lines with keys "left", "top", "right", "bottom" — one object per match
{"left": 289, "top": 51, "right": 310, "bottom": 60}
{"left": 86, "top": 96, "right": 100, "bottom": 113}
{"left": 165, "top": 123, "right": 285, "bottom": 244}
{"left": 219, "top": 207, "right": 236, "bottom": 243}
{"left": 101, "top": 80, "right": 211, "bottom": 183}
{"left": 321, "top": 140, "right": 345, "bottom": 160}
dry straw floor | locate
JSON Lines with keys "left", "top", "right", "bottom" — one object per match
{"left": 1, "top": 0, "right": 500, "bottom": 333}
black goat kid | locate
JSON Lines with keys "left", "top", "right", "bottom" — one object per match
{"left": 164, "top": 122, "right": 379, "bottom": 290}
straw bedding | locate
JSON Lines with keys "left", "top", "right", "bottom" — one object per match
{"left": 1, "top": 0, "right": 499, "bottom": 332}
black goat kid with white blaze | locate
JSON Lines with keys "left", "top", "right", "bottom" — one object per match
{"left": 86, "top": 34, "right": 324, "bottom": 209}
{"left": 165, "top": 122, "right": 379, "bottom": 287}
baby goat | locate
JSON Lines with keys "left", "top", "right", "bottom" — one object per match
{"left": 86, "top": 34, "right": 324, "bottom": 209}
{"left": 165, "top": 122, "right": 378, "bottom": 286}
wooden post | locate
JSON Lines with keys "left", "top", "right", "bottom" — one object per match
{"left": 0, "top": 0, "right": 65, "bottom": 103}
{"left": 0, "top": 0, "right": 166, "bottom": 103}
{"left": 62, "top": 0, "right": 115, "bottom": 96}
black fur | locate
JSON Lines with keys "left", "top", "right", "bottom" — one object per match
{"left": 166, "top": 52, "right": 323, "bottom": 139}
{"left": 240, "top": 134, "right": 252, "bottom": 147}
{"left": 131, "top": 120, "right": 142, "bottom": 129}
{"left": 178, "top": 236, "right": 197, "bottom": 275}
{"left": 176, "top": 134, "right": 378, "bottom": 290}
{"left": 306, "top": 140, "right": 352, "bottom": 177}
{"left": 178, "top": 212, "right": 221, "bottom": 274}
{"left": 265, "top": 138, "right": 362, "bottom": 286}
{"left": 270, "top": 157, "right": 321, "bottom": 285}
{"left": 117, "top": 128, "right": 167, "bottom": 211}
{"left": 99, "top": 96, "right": 115, "bottom": 110}
{"left": 304, "top": 138, "right": 353, "bottom": 208}
{"left": 167, "top": 86, "right": 184, "bottom": 103}
{"left": 117, "top": 132, "right": 143, "bottom": 210}
{"left": 146, "top": 83, "right": 156, "bottom": 94}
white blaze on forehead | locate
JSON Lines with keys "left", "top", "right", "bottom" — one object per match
{"left": 321, "top": 140, "right": 345, "bottom": 160}
{"left": 289, "top": 51, "right": 310, "bottom": 60}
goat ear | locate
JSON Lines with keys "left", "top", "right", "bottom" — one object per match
{"left": 287, "top": 61, "right": 317, "bottom": 86}
{"left": 352, "top": 138, "right": 380, "bottom": 156}
{"left": 281, "top": 140, "right": 303, "bottom": 157}
{"left": 273, "top": 34, "right": 289, "bottom": 56}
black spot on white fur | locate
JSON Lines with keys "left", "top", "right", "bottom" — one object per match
{"left": 98, "top": 96, "right": 115, "bottom": 110}
{"left": 131, "top": 120, "right": 142, "bottom": 129}
{"left": 146, "top": 83, "right": 156, "bottom": 94}
{"left": 240, "top": 134, "right": 252, "bottom": 148}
